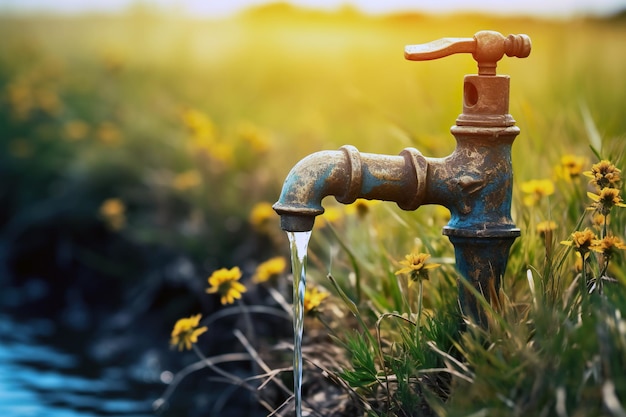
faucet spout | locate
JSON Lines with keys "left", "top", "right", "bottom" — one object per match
{"left": 273, "top": 145, "right": 428, "bottom": 232}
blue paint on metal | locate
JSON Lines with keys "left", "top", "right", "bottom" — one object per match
{"left": 449, "top": 235, "right": 517, "bottom": 325}
{"left": 361, "top": 165, "right": 378, "bottom": 195}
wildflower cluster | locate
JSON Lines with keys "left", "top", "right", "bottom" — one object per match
{"left": 584, "top": 160, "right": 626, "bottom": 225}
{"left": 181, "top": 108, "right": 273, "bottom": 173}
{"left": 182, "top": 108, "right": 233, "bottom": 166}
{"left": 170, "top": 251, "right": 330, "bottom": 351}
{"left": 561, "top": 160, "right": 626, "bottom": 289}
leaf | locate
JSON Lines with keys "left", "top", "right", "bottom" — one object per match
{"left": 580, "top": 102, "right": 603, "bottom": 156}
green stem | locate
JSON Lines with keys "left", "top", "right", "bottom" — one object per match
{"left": 581, "top": 253, "right": 588, "bottom": 297}
{"left": 327, "top": 223, "right": 362, "bottom": 303}
{"left": 415, "top": 280, "right": 423, "bottom": 344}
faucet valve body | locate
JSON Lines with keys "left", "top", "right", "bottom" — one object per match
{"left": 460, "top": 75, "right": 513, "bottom": 127}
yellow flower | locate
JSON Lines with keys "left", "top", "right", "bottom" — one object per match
{"left": 36, "top": 88, "right": 62, "bottom": 116}
{"left": 99, "top": 198, "right": 126, "bottom": 231}
{"left": 395, "top": 252, "right": 440, "bottom": 283}
{"left": 536, "top": 220, "right": 557, "bottom": 237}
{"left": 345, "top": 199, "right": 379, "bottom": 218}
{"left": 561, "top": 228, "right": 597, "bottom": 255}
{"left": 587, "top": 188, "right": 626, "bottom": 216}
{"left": 249, "top": 202, "right": 275, "bottom": 233}
{"left": 304, "top": 286, "right": 329, "bottom": 314}
{"left": 206, "top": 267, "right": 247, "bottom": 305}
{"left": 237, "top": 122, "right": 271, "bottom": 154}
{"left": 182, "top": 108, "right": 235, "bottom": 167}
{"left": 182, "top": 108, "right": 215, "bottom": 139}
{"left": 574, "top": 251, "right": 584, "bottom": 273}
{"left": 252, "top": 257, "right": 287, "bottom": 284}
{"left": 433, "top": 205, "right": 452, "bottom": 223}
{"left": 555, "top": 154, "right": 586, "bottom": 180}
{"left": 172, "top": 170, "right": 202, "bottom": 191}
{"left": 210, "top": 142, "right": 236, "bottom": 166}
{"left": 591, "top": 235, "right": 626, "bottom": 258}
{"left": 591, "top": 213, "right": 609, "bottom": 230}
{"left": 520, "top": 179, "right": 555, "bottom": 206}
{"left": 189, "top": 132, "right": 214, "bottom": 151}
{"left": 96, "top": 122, "right": 122, "bottom": 146}
{"left": 584, "top": 160, "right": 622, "bottom": 190}
{"left": 170, "top": 314, "right": 208, "bottom": 351}
{"left": 7, "top": 81, "right": 34, "bottom": 120}
{"left": 64, "top": 120, "right": 89, "bottom": 141}
{"left": 316, "top": 206, "right": 343, "bottom": 228}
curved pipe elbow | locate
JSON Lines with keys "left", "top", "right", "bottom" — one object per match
{"left": 273, "top": 145, "right": 428, "bottom": 231}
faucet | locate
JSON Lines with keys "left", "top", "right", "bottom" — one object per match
{"left": 273, "top": 31, "right": 531, "bottom": 326}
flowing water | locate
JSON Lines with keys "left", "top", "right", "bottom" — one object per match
{"left": 288, "top": 231, "right": 312, "bottom": 417}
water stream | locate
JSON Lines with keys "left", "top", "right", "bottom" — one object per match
{"left": 287, "top": 231, "right": 312, "bottom": 417}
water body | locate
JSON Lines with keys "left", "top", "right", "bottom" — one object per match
{"left": 0, "top": 315, "right": 157, "bottom": 417}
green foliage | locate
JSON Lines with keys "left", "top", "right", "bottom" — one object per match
{"left": 339, "top": 330, "right": 380, "bottom": 393}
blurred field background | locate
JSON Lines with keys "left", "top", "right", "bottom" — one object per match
{"left": 1, "top": 2, "right": 626, "bottom": 416}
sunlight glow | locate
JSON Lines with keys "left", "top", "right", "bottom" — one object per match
{"left": 1, "top": 0, "right": 625, "bottom": 17}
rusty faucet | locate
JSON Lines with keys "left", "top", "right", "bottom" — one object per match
{"left": 273, "top": 31, "right": 531, "bottom": 325}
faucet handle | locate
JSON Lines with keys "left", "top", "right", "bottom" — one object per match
{"left": 405, "top": 30, "right": 531, "bottom": 76}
